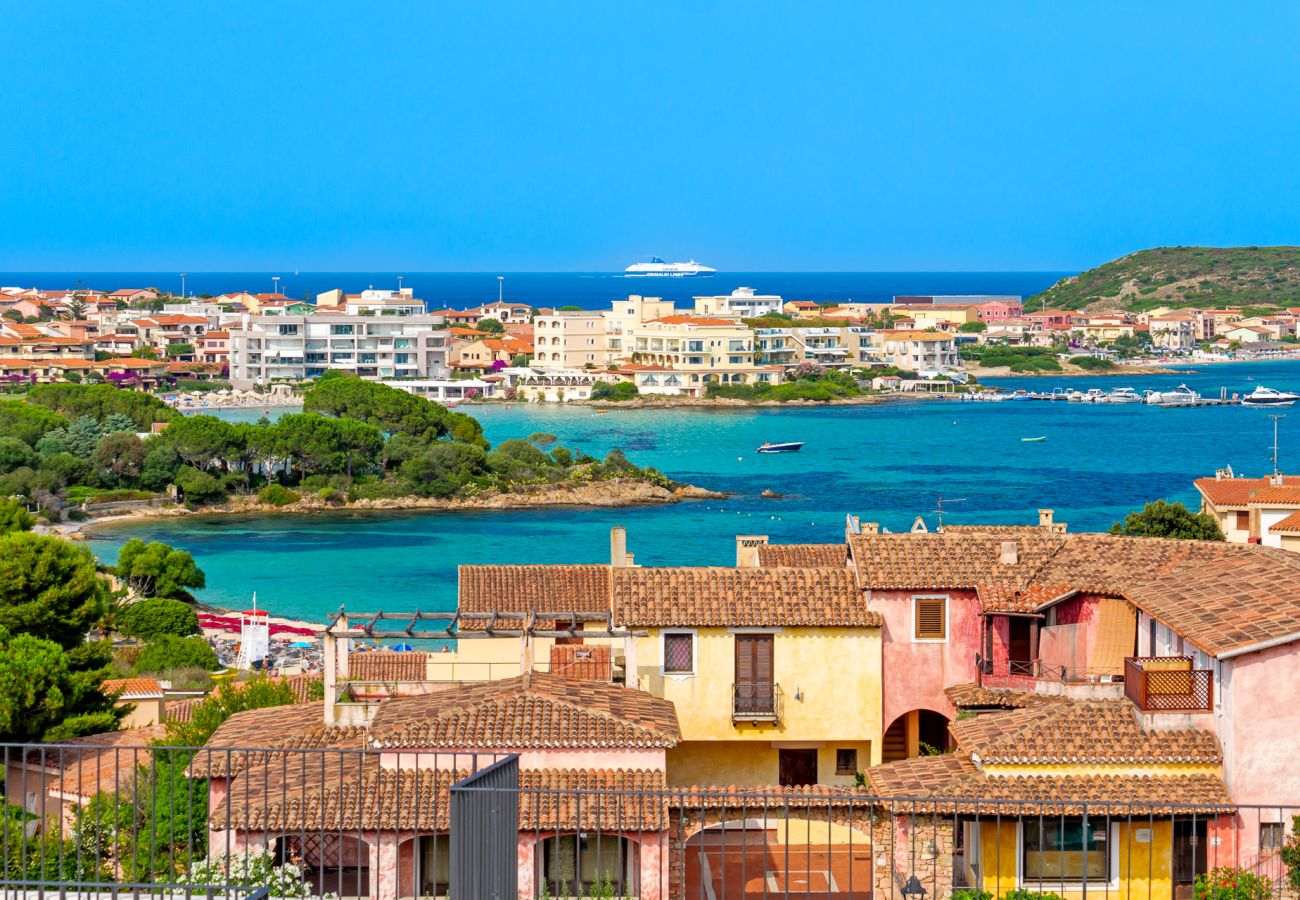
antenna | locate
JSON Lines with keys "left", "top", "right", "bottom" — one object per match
{"left": 1269, "top": 414, "right": 1286, "bottom": 476}
{"left": 932, "top": 495, "right": 968, "bottom": 531}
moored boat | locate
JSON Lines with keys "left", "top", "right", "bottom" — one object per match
{"left": 1145, "top": 384, "right": 1201, "bottom": 406}
{"left": 1103, "top": 387, "right": 1143, "bottom": 403}
{"left": 757, "top": 441, "right": 804, "bottom": 453}
{"left": 1241, "top": 386, "right": 1300, "bottom": 407}
{"left": 1021, "top": 436, "right": 1047, "bottom": 442}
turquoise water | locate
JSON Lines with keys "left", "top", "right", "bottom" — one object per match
{"left": 87, "top": 360, "right": 1300, "bottom": 622}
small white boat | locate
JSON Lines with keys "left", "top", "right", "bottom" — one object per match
{"left": 1242, "top": 386, "right": 1300, "bottom": 407}
{"left": 1022, "top": 436, "right": 1047, "bottom": 442}
{"left": 1103, "top": 387, "right": 1144, "bottom": 404}
{"left": 757, "top": 441, "right": 804, "bottom": 453}
{"left": 1145, "top": 384, "right": 1201, "bottom": 406}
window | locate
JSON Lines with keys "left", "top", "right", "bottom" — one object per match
{"left": 1023, "top": 818, "right": 1110, "bottom": 883}
{"left": 1261, "top": 822, "right": 1285, "bottom": 852}
{"left": 913, "top": 596, "right": 947, "bottom": 641}
{"left": 663, "top": 632, "right": 694, "bottom": 675}
{"left": 835, "top": 748, "right": 858, "bottom": 775}
{"left": 1235, "top": 511, "right": 1249, "bottom": 531}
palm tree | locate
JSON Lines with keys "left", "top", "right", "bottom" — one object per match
{"left": 61, "top": 296, "right": 88, "bottom": 320}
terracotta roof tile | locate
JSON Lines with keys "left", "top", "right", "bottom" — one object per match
{"left": 347, "top": 650, "right": 428, "bottom": 682}
{"left": 192, "top": 703, "right": 367, "bottom": 777}
{"left": 458, "top": 564, "right": 611, "bottom": 627}
{"left": 1269, "top": 510, "right": 1300, "bottom": 533}
{"left": 944, "top": 683, "right": 1060, "bottom": 710}
{"left": 1195, "top": 475, "right": 1300, "bottom": 507}
{"left": 864, "top": 753, "right": 979, "bottom": 795}
{"left": 755, "top": 543, "right": 847, "bottom": 568}
{"left": 44, "top": 726, "right": 168, "bottom": 801}
{"left": 612, "top": 567, "right": 878, "bottom": 627}
{"left": 366, "top": 672, "right": 680, "bottom": 750}
{"left": 101, "top": 677, "right": 164, "bottom": 698}
{"left": 549, "top": 644, "right": 612, "bottom": 681}
{"left": 1246, "top": 485, "right": 1300, "bottom": 505}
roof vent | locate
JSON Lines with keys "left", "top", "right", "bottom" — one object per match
{"left": 999, "top": 540, "right": 1019, "bottom": 565}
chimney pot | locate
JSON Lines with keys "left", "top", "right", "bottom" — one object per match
{"left": 1038, "top": 509, "right": 1054, "bottom": 528}
{"left": 999, "top": 540, "right": 1019, "bottom": 565}
{"left": 610, "top": 526, "right": 628, "bottom": 568}
{"left": 864, "top": 522, "right": 880, "bottom": 535}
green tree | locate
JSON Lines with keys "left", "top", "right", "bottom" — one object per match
{"left": 959, "top": 321, "right": 987, "bottom": 333}
{"left": 165, "top": 343, "right": 194, "bottom": 358}
{"left": 477, "top": 317, "right": 505, "bottom": 333}
{"left": 115, "top": 538, "right": 206, "bottom": 599}
{"left": 0, "top": 532, "right": 109, "bottom": 650}
{"left": 39, "top": 451, "right": 93, "bottom": 488}
{"left": 25, "top": 383, "right": 173, "bottom": 430}
{"left": 0, "top": 497, "right": 35, "bottom": 533}
{"left": 303, "top": 376, "right": 453, "bottom": 442}
{"left": 160, "top": 415, "right": 239, "bottom": 469}
{"left": 130, "top": 346, "right": 160, "bottom": 360}
{"left": 0, "top": 403, "right": 65, "bottom": 445}
{"left": 47, "top": 415, "right": 104, "bottom": 459}
{"left": 174, "top": 465, "right": 224, "bottom": 503}
{"left": 133, "top": 635, "right": 218, "bottom": 672}
{"left": 139, "top": 443, "right": 182, "bottom": 491}
{"left": 0, "top": 436, "right": 39, "bottom": 473}
{"left": 117, "top": 597, "right": 200, "bottom": 640}
{"left": 102, "top": 412, "right": 137, "bottom": 434}
{"left": 0, "top": 627, "right": 120, "bottom": 741}
{"left": 93, "top": 431, "right": 147, "bottom": 483}
{"left": 400, "top": 443, "right": 489, "bottom": 497}
{"left": 163, "top": 674, "right": 303, "bottom": 746}
{"left": 1109, "top": 500, "right": 1226, "bottom": 541}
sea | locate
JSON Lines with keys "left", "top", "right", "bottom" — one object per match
{"left": 83, "top": 360, "right": 1300, "bottom": 625}
{"left": 0, "top": 271, "right": 1065, "bottom": 310}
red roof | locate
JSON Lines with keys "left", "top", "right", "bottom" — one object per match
{"left": 645, "top": 316, "right": 738, "bottom": 326}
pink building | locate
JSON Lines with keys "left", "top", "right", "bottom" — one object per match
{"left": 977, "top": 299, "right": 1024, "bottom": 323}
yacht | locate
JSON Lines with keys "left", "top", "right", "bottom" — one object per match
{"left": 1103, "top": 387, "right": 1144, "bottom": 403}
{"left": 1242, "top": 386, "right": 1300, "bottom": 407}
{"left": 624, "top": 257, "right": 717, "bottom": 277}
{"left": 1145, "top": 384, "right": 1201, "bottom": 406}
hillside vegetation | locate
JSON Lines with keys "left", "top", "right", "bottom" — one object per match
{"left": 1032, "top": 246, "right": 1300, "bottom": 312}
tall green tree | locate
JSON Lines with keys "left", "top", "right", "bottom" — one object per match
{"left": 0, "top": 497, "right": 35, "bottom": 534}
{"left": 160, "top": 415, "right": 239, "bottom": 469}
{"left": 115, "top": 538, "right": 206, "bottom": 599}
{"left": 93, "top": 431, "right": 147, "bottom": 483}
{"left": 0, "top": 627, "right": 120, "bottom": 741}
{"left": 0, "top": 533, "right": 109, "bottom": 650}
{"left": 1109, "top": 499, "right": 1226, "bottom": 541}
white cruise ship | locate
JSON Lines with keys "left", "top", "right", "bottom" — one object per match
{"left": 624, "top": 257, "right": 717, "bottom": 277}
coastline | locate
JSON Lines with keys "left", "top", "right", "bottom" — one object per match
{"left": 63, "top": 477, "right": 725, "bottom": 537}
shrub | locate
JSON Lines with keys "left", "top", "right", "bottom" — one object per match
{"left": 175, "top": 465, "right": 224, "bottom": 504}
{"left": 133, "top": 635, "right": 218, "bottom": 673}
{"left": 1072, "top": 356, "right": 1115, "bottom": 371}
{"left": 257, "top": 484, "right": 302, "bottom": 506}
{"left": 590, "top": 381, "right": 639, "bottom": 401}
{"left": 118, "top": 598, "right": 200, "bottom": 641}
{"left": 187, "top": 852, "right": 316, "bottom": 898}
{"left": 1194, "top": 867, "right": 1273, "bottom": 900}
{"left": 1000, "top": 890, "right": 1063, "bottom": 900}
{"left": 952, "top": 890, "right": 993, "bottom": 900}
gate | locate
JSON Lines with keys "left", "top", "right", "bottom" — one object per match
{"left": 450, "top": 754, "right": 519, "bottom": 899}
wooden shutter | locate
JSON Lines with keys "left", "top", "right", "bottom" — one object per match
{"left": 914, "top": 598, "right": 946, "bottom": 640}
{"left": 735, "top": 634, "right": 756, "bottom": 684}
{"left": 754, "top": 635, "right": 773, "bottom": 685}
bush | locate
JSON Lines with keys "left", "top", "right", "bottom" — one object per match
{"left": 133, "top": 635, "right": 218, "bottom": 673}
{"left": 1000, "top": 890, "right": 1063, "bottom": 900}
{"left": 257, "top": 484, "right": 302, "bottom": 506}
{"left": 1072, "top": 356, "right": 1115, "bottom": 371}
{"left": 590, "top": 381, "right": 639, "bottom": 401}
{"left": 952, "top": 891, "right": 993, "bottom": 900}
{"left": 174, "top": 465, "right": 224, "bottom": 504}
{"left": 117, "top": 598, "right": 200, "bottom": 641}
{"left": 1194, "top": 867, "right": 1273, "bottom": 900}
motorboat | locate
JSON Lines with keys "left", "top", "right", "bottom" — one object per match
{"left": 757, "top": 441, "right": 804, "bottom": 453}
{"left": 1021, "top": 436, "right": 1047, "bottom": 442}
{"left": 1145, "top": 384, "right": 1201, "bottom": 406}
{"left": 1242, "top": 386, "right": 1300, "bottom": 407}
{"left": 1103, "top": 387, "right": 1144, "bottom": 403}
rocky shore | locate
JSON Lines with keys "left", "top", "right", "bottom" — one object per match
{"left": 571, "top": 394, "right": 886, "bottom": 409}
{"left": 69, "top": 477, "right": 725, "bottom": 534}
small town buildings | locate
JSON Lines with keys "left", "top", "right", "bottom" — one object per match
{"left": 228, "top": 314, "right": 450, "bottom": 386}
{"left": 1221, "top": 324, "right": 1274, "bottom": 344}
{"left": 624, "top": 315, "right": 782, "bottom": 395}
{"left": 107, "top": 288, "right": 159, "bottom": 305}
{"left": 1148, "top": 312, "right": 1199, "bottom": 351}
{"left": 532, "top": 310, "right": 608, "bottom": 369}
{"left": 868, "top": 330, "right": 959, "bottom": 371}
{"left": 198, "top": 329, "right": 230, "bottom": 366}
{"left": 102, "top": 677, "right": 167, "bottom": 728}
{"left": 451, "top": 335, "right": 531, "bottom": 374}
{"left": 894, "top": 303, "right": 981, "bottom": 330}
{"left": 978, "top": 297, "right": 1025, "bottom": 323}
{"left": 691, "top": 286, "right": 784, "bottom": 318}
{"left": 1195, "top": 470, "right": 1300, "bottom": 552}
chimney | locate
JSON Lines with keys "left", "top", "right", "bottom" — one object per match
{"left": 863, "top": 522, "right": 880, "bottom": 535}
{"left": 1038, "top": 509, "right": 1054, "bottom": 529}
{"left": 999, "top": 540, "right": 1019, "bottom": 565}
{"left": 610, "top": 526, "right": 628, "bottom": 568}
{"left": 1270, "top": 473, "right": 1285, "bottom": 486}
{"left": 735, "top": 535, "right": 768, "bottom": 567}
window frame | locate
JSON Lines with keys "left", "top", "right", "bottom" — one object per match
{"left": 834, "top": 748, "right": 858, "bottom": 776}
{"left": 1017, "top": 818, "right": 1118, "bottom": 889}
{"left": 912, "top": 594, "right": 949, "bottom": 643}
{"left": 661, "top": 630, "right": 697, "bottom": 678}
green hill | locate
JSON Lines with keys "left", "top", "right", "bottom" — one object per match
{"left": 1031, "top": 246, "right": 1300, "bottom": 313}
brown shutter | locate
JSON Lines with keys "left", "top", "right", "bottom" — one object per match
{"left": 915, "top": 598, "right": 946, "bottom": 640}
{"left": 735, "top": 634, "right": 755, "bottom": 684}
{"left": 755, "top": 634, "right": 773, "bottom": 684}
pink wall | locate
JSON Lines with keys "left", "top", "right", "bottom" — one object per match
{"left": 873, "top": 589, "right": 981, "bottom": 728}
{"left": 1225, "top": 641, "right": 1300, "bottom": 807}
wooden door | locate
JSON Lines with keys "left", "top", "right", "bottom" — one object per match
{"left": 779, "top": 749, "right": 818, "bottom": 787}
{"left": 735, "top": 634, "right": 774, "bottom": 713}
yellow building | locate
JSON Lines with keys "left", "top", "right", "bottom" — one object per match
{"left": 625, "top": 315, "right": 782, "bottom": 396}
{"left": 867, "top": 694, "right": 1229, "bottom": 900}
{"left": 894, "top": 303, "right": 982, "bottom": 330}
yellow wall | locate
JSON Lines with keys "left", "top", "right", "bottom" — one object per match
{"left": 975, "top": 818, "right": 1172, "bottom": 900}
{"left": 634, "top": 627, "right": 883, "bottom": 759}
{"left": 667, "top": 740, "right": 873, "bottom": 788}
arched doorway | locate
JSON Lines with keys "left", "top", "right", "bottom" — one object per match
{"left": 684, "top": 818, "right": 872, "bottom": 898}
{"left": 882, "top": 709, "right": 953, "bottom": 762}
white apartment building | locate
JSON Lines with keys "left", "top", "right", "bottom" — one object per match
{"left": 228, "top": 314, "right": 449, "bottom": 387}
{"left": 532, "top": 310, "right": 608, "bottom": 369}
{"left": 864, "top": 330, "right": 959, "bottom": 371}
{"left": 692, "top": 286, "right": 784, "bottom": 318}
{"left": 603, "top": 295, "right": 678, "bottom": 361}
{"left": 1148, "top": 314, "right": 1198, "bottom": 352}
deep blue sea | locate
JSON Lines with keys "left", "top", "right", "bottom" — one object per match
{"left": 85, "top": 360, "right": 1300, "bottom": 623}
{"left": 0, "top": 271, "right": 1066, "bottom": 310}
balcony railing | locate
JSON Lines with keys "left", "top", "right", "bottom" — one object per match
{"left": 732, "top": 682, "right": 782, "bottom": 722}
{"left": 1124, "top": 656, "right": 1213, "bottom": 712}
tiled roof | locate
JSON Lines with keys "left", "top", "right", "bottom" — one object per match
{"left": 1270, "top": 510, "right": 1300, "bottom": 533}
{"left": 366, "top": 672, "right": 680, "bottom": 749}
{"left": 612, "top": 567, "right": 878, "bottom": 627}
{"left": 549, "top": 643, "right": 612, "bottom": 681}
{"left": 1247, "top": 485, "right": 1300, "bottom": 505}
{"left": 101, "top": 677, "right": 164, "bottom": 698}
{"left": 214, "top": 760, "right": 668, "bottom": 832}
{"left": 46, "top": 725, "right": 168, "bottom": 800}
{"left": 944, "top": 683, "right": 1059, "bottom": 710}
{"left": 849, "top": 532, "right": 1066, "bottom": 596}
{"left": 164, "top": 696, "right": 202, "bottom": 723}
{"left": 755, "top": 543, "right": 847, "bottom": 568}
{"left": 347, "top": 650, "right": 428, "bottom": 682}
{"left": 458, "top": 564, "right": 611, "bottom": 627}
{"left": 1195, "top": 475, "right": 1300, "bottom": 507}
{"left": 949, "top": 700, "right": 1221, "bottom": 764}
{"left": 928, "top": 771, "right": 1230, "bottom": 815}
{"left": 864, "top": 753, "right": 979, "bottom": 796}
{"left": 192, "top": 703, "right": 367, "bottom": 777}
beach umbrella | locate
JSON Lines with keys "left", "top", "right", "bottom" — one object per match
{"left": 391, "top": 643, "right": 414, "bottom": 652}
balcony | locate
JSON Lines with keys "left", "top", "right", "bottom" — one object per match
{"left": 1124, "top": 657, "right": 1212, "bottom": 712}
{"left": 732, "top": 682, "right": 783, "bottom": 723}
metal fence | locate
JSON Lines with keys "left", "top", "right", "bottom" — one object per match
{"left": 3, "top": 742, "right": 1298, "bottom": 900}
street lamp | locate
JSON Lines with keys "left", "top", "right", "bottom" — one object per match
{"left": 901, "top": 875, "right": 927, "bottom": 900}
{"left": 180, "top": 273, "right": 187, "bottom": 298}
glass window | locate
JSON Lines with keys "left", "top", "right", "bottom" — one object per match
{"left": 1023, "top": 818, "right": 1109, "bottom": 882}
{"left": 1261, "top": 822, "right": 1284, "bottom": 852}
{"left": 664, "top": 632, "right": 694, "bottom": 674}
{"left": 835, "top": 748, "right": 858, "bottom": 775}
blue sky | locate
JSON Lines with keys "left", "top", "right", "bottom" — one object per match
{"left": 3, "top": 2, "right": 1298, "bottom": 271}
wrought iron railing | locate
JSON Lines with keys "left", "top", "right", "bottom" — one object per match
{"left": 731, "top": 682, "right": 783, "bottom": 721}
{"left": 1125, "top": 656, "right": 1214, "bottom": 712}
